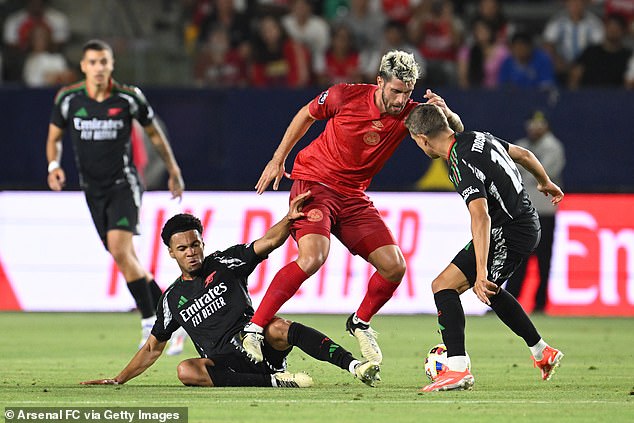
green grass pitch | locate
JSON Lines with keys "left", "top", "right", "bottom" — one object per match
{"left": 1, "top": 312, "right": 632, "bottom": 422}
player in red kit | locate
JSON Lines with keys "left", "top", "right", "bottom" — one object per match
{"left": 232, "top": 50, "right": 464, "bottom": 366}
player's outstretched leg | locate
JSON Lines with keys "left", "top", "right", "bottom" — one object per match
{"left": 345, "top": 313, "right": 383, "bottom": 364}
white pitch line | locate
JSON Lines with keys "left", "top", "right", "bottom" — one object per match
{"left": 6, "top": 399, "right": 630, "bottom": 405}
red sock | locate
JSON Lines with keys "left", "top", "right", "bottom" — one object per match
{"left": 251, "top": 261, "right": 309, "bottom": 327}
{"left": 356, "top": 271, "right": 400, "bottom": 322}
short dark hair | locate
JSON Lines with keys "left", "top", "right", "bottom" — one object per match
{"left": 161, "top": 213, "right": 203, "bottom": 246}
{"left": 405, "top": 103, "right": 449, "bottom": 137}
{"left": 82, "top": 39, "right": 113, "bottom": 57}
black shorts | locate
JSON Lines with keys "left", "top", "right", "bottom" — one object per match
{"left": 452, "top": 217, "right": 541, "bottom": 287}
{"left": 206, "top": 340, "right": 291, "bottom": 376}
{"left": 84, "top": 180, "right": 143, "bottom": 249}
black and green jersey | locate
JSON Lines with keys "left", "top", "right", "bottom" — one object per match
{"left": 152, "top": 243, "right": 265, "bottom": 358}
{"left": 447, "top": 131, "right": 536, "bottom": 227}
{"left": 50, "top": 79, "right": 154, "bottom": 190}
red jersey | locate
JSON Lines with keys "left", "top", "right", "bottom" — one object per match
{"left": 290, "top": 83, "right": 418, "bottom": 196}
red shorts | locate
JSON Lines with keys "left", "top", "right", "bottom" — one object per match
{"left": 289, "top": 180, "right": 396, "bottom": 260}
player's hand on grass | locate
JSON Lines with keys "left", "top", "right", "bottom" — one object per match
{"left": 255, "top": 159, "right": 286, "bottom": 194}
{"left": 80, "top": 378, "right": 119, "bottom": 385}
{"left": 537, "top": 180, "right": 564, "bottom": 205}
{"left": 473, "top": 278, "right": 498, "bottom": 305}
{"left": 287, "top": 191, "right": 311, "bottom": 221}
{"left": 47, "top": 168, "right": 66, "bottom": 191}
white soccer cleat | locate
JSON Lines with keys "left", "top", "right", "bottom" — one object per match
{"left": 139, "top": 318, "right": 154, "bottom": 349}
{"left": 354, "top": 361, "right": 381, "bottom": 387}
{"left": 346, "top": 314, "right": 383, "bottom": 364}
{"left": 273, "top": 372, "right": 314, "bottom": 388}
{"left": 231, "top": 330, "right": 264, "bottom": 363}
{"left": 166, "top": 326, "right": 188, "bottom": 356}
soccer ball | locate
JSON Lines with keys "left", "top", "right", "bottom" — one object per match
{"left": 424, "top": 343, "right": 471, "bottom": 381}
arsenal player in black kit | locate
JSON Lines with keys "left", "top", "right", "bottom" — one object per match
{"left": 81, "top": 192, "right": 382, "bottom": 388}
{"left": 45, "top": 40, "right": 186, "bottom": 353}
{"left": 405, "top": 104, "right": 565, "bottom": 392}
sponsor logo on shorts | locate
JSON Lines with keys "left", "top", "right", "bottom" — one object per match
{"left": 363, "top": 131, "right": 380, "bottom": 146}
{"left": 318, "top": 91, "right": 329, "bottom": 104}
{"left": 307, "top": 209, "right": 324, "bottom": 222}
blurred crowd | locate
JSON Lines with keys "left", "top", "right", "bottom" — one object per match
{"left": 1, "top": 0, "right": 634, "bottom": 89}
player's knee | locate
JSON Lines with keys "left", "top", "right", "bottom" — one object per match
{"left": 431, "top": 276, "right": 450, "bottom": 294}
{"left": 379, "top": 257, "right": 406, "bottom": 282}
{"left": 177, "top": 359, "right": 210, "bottom": 387}
{"left": 296, "top": 255, "right": 326, "bottom": 276}
{"left": 265, "top": 317, "right": 292, "bottom": 350}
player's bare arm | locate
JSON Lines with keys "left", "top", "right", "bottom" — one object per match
{"left": 80, "top": 335, "right": 167, "bottom": 385}
{"left": 468, "top": 198, "right": 498, "bottom": 305}
{"left": 255, "top": 103, "right": 317, "bottom": 194}
{"left": 423, "top": 89, "right": 464, "bottom": 132}
{"left": 253, "top": 190, "right": 311, "bottom": 257}
{"left": 507, "top": 144, "right": 564, "bottom": 205}
{"left": 46, "top": 123, "right": 66, "bottom": 191}
{"left": 144, "top": 121, "right": 185, "bottom": 201}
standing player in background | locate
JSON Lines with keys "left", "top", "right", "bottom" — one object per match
{"left": 45, "top": 39, "right": 187, "bottom": 354}
{"left": 405, "top": 104, "right": 564, "bottom": 392}
{"left": 505, "top": 111, "right": 565, "bottom": 313}
{"left": 232, "top": 50, "right": 464, "bottom": 366}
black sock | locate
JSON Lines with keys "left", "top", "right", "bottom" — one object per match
{"left": 126, "top": 277, "right": 155, "bottom": 319}
{"left": 148, "top": 279, "right": 163, "bottom": 310}
{"left": 287, "top": 322, "right": 355, "bottom": 371}
{"left": 434, "top": 289, "right": 466, "bottom": 357}
{"left": 206, "top": 366, "right": 272, "bottom": 387}
{"left": 489, "top": 288, "right": 541, "bottom": 346}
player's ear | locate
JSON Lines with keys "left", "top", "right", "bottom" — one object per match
{"left": 168, "top": 247, "right": 175, "bottom": 259}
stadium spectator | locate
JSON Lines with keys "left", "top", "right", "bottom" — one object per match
{"left": 22, "top": 23, "right": 75, "bottom": 87}
{"left": 498, "top": 31, "right": 555, "bottom": 88}
{"left": 3, "top": 0, "right": 70, "bottom": 50}
{"left": 316, "top": 24, "right": 362, "bottom": 86}
{"left": 193, "top": 25, "right": 249, "bottom": 87}
{"left": 2, "top": 0, "right": 70, "bottom": 82}
{"left": 408, "top": 0, "right": 464, "bottom": 86}
{"left": 568, "top": 13, "right": 633, "bottom": 89}
{"left": 505, "top": 110, "right": 565, "bottom": 314}
{"left": 542, "top": 0, "right": 604, "bottom": 84}
{"left": 197, "top": 0, "right": 252, "bottom": 51}
{"left": 232, "top": 51, "right": 463, "bottom": 366}
{"left": 281, "top": 0, "right": 331, "bottom": 75}
{"left": 332, "top": 0, "right": 386, "bottom": 53}
{"left": 604, "top": 0, "right": 634, "bottom": 36}
{"left": 404, "top": 103, "right": 564, "bottom": 392}
{"left": 80, "top": 200, "right": 382, "bottom": 388}
{"left": 45, "top": 40, "right": 187, "bottom": 354}
{"left": 470, "top": 0, "right": 512, "bottom": 42}
{"left": 380, "top": 0, "right": 416, "bottom": 25}
{"left": 457, "top": 17, "right": 509, "bottom": 89}
{"left": 250, "top": 14, "right": 311, "bottom": 87}
{"left": 626, "top": 53, "right": 634, "bottom": 88}
{"left": 359, "top": 19, "right": 425, "bottom": 83}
